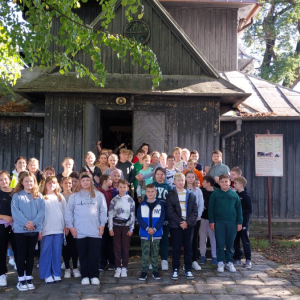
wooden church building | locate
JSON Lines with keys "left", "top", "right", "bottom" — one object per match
{"left": 1, "top": 0, "right": 300, "bottom": 232}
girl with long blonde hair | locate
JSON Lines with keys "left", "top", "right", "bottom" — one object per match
{"left": 11, "top": 172, "right": 45, "bottom": 292}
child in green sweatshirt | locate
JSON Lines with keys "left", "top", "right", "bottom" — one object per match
{"left": 208, "top": 174, "right": 242, "bottom": 273}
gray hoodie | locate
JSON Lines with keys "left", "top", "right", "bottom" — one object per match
{"left": 42, "top": 194, "right": 67, "bottom": 236}
{"left": 65, "top": 190, "right": 107, "bottom": 239}
{"left": 11, "top": 190, "right": 45, "bottom": 233}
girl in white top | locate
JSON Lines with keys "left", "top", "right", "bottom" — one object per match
{"left": 39, "top": 176, "right": 67, "bottom": 284}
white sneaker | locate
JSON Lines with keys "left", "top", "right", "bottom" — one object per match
{"left": 217, "top": 262, "right": 225, "bottom": 273}
{"left": 183, "top": 265, "right": 185, "bottom": 271}
{"left": 114, "top": 267, "right": 122, "bottom": 278}
{"left": 72, "top": 268, "right": 81, "bottom": 278}
{"left": 26, "top": 279, "right": 35, "bottom": 290}
{"left": 226, "top": 262, "right": 236, "bottom": 272}
{"left": 64, "top": 269, "right": 71, "bottom": 278}
{"left": 17, "top": 280, "right": 28, "bottom": 291}
{"left": 14, "top": 264, "right": 17, "bottom": 270}
{"left": 161, "top": 260, "right": 168, "bottom": 271}
{"left": 45, "top": 275, "right": 55, "bottom": 284}
{"left": 0, "top": 274, "right": 7, "bottom": 286}
{"left": 8, "top": 257, "right": 15, "bottom": 266}
{"left": 149, "top": 264, "right": 152, "bottom": 270}
{"left": 91, "top": 277, "right": 100, "bottom": 285}
{"left": 192, "top": 261, "right": 202, "bottom": 271}
{"left": 61, "top": 262, "right": 65, "bottom": 270}
{"left": 121, "top": 267, "right": 127, "bottom": 277}
{"left": 54, "top": 276, "right": 61, "bottom": 282}
{"left": 81, "top": 277, "right": 90, "bottom": 285}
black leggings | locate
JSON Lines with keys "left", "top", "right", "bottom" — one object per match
{"left": 0, "top": 225, "right": 17, "bottom": 276}
{"left": 192, "top": 220, "right": 201, "bottom": 261}
{"left": 14, "top": 233, "right": 38, "bottom": 278}
{"left": 62, "top": 233, "right": 78, "bottom": 269}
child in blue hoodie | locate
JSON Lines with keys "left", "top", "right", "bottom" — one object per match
{"left": 11, "top": 172, "right": 45, "bottom": 292}
{"left": 137, "top": 184, "right": 165, "bottom": 281}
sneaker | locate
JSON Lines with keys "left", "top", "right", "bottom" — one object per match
{"left": 217, "top": 262, "right": 225, "bottom": 273}
{"left": 54, "top": 276, "right": 61, "bottom": 282}
{"left": 114, "top": 267, "right": 122, "bottom": 278}
{"left": 61, "top": 262, "right": 65, "bottom": 270}
{"left": 26, "top": 279, "right": 35, "bottom": 290}
{"left": 185, "top": 271, "right": 194, "bottom": 279}
{"left": 121, "top": 267, "right": 127, "bottom": 277}
{"left": 91, "top": 277, "right": 100, "bottom": 285}
{"left": 0, "top": 274, "right": 7, "bottom": 287}
{"left": 183, "top": 265, "right": 185, "bottom": 270}
{"left": 245, "top": 260, "right": 252, "bottom": 269}
{"left": 226, "top": 262, "right": 236, "bottom": 272}
{"left": 81, "top": 277, "right": 90, "bottom": 285}
{"left": 107, "top": 264, "right": 115, "bottom": 271}
{"left": 171, "top": 269, "right": 179, "bottom": 280}
{"left": 36, "top": 264, "right": 39, "bottom": 268}
{"left": 8, "top": 257, "right": 15, "bottom": 266}
{"left": 161, "top": 260, "right": 168, "bottom": 271}
{"left": 233, "top": 259, "right": 242, "bottom": 265}
{"left": 64, "top": 269, "right": 71, "bottom": 279}
{"left": 152, "top": 271, "right": 161, "bottom": 280}
{"left": 17, "top": 280, "right": 28, "bottom": 291}
{"left": 139, "top": 271, "right": 147, "bottom": 281}
{"left": 199, "top": 256, "right": 206, "bottom": 264}
{"left": 45, "top": 275, "right": 55, "bottom": 284}
{"left": 212, "top": 257, "right": 218, "bottom": 266}
{"left": 192, "top": 261, "right": 201, "bottom": 270}
{"left": 149, "top": 264, "right": 152, "bottom": 270}
{"left": 72, "top": 268, "right": 81, "bottom": 278}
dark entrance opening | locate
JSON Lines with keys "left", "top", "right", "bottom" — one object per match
{"left": 100, "top": 110, "right": 133, "bottom": 151}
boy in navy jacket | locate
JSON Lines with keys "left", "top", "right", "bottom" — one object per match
{"left": 137, "top": 184, "right": 165, "bottom": 281}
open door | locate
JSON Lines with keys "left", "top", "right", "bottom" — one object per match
{"left": 133, "top": 111, "right": 166, "bottom": 153}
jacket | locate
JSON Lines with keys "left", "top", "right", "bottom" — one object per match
{"left": 166, "top": 189, "right": 198, "bottom": 228}
{"left": 207, "top": 161, "right": 230, "bottom": 177}
{"left": 237, "top": 190, "right": 252, "bottom": 227}
{"left": 208, "top": 188, "right": 243, "bottom": 224}
{"left": 137, "top": 199, "right": 165, "bottom": 240}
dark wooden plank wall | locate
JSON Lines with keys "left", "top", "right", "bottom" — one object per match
{"left": 165, "top": 7, "right": 238, "bottom": 71}
{"left": 0, "top": 117, "right": 44, "bottom": 172}
{"left": 220, "top": 120, "right": 300, "bottom": 219}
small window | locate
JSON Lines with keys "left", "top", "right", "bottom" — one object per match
{"left": 124, "top": 20, "right": 150, "bottom": 45}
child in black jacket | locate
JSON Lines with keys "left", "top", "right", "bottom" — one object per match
{"left": 233, "top": 176, "right": 253, "bottom": 268}
{"left": 166, "top": 173, "right": 198, "bottom": 280}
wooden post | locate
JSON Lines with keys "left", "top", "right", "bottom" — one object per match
{"left": 266, "top": 130, "right": 272, "bottom": 242}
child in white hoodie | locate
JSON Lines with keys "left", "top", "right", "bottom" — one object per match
{"left": 39, "top": 176, "right": 67, "bottom": 284}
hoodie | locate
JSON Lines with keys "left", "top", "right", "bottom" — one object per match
{"left": 65, "top": 190, "right": 107, "bottom": 239}
{"left": 237, "top": 190, "right": 252, "bottom": 227}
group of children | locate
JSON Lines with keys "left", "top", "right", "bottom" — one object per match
{"left": 0, "top": 145, "right": 252, "bottom": 291}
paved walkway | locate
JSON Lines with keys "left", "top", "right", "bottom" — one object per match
{"left": 1, "top": 252, "right": 300, "bottom": 300}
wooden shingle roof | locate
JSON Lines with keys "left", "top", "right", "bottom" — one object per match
{"left": 220, "top": 71, "right": 300, "bottom": 117}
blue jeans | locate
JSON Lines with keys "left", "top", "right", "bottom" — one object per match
{"left": 39, "top": 234, "right": 63, "bottom": 279}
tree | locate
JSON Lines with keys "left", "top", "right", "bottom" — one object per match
{"left": 0, "top": 0, "right": 162, "bottom": 93}
{"left": 243, "top": 0, "right": 300, "bottom": 88}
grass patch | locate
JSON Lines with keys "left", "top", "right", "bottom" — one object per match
{"left": 250, "top": 238, "right": 270, "bottom": 250}
{"left": 277, "top": 240, "right": 300, "bottom": 248}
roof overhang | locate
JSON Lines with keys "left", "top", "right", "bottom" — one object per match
{"left": 13, "top": 68, "right": 250, "bottom": 108}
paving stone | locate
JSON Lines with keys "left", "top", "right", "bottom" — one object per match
{"left": 256, "top": 286, "right": 292, "bottom": 296}
{"left": 281, "top": 296, "right": 300, "bottom": 300}
{"left": 194, "top": 283, "right": 227, "bottom": 294}
{"left": 150, "top": 294, "right": 182, "bottom": 300}
{"left": 35, "top": 283, "right": 70, "bottom": 294}
{"left": 205, "top": 277, "right": 235, "bottom": 285}
{"left": 164, "top": 284, "right": 196, "bottom": 294}
{"left": 81, "top": 294, "right": 116, "bottom": 300}
{"left": 234, "top": 279, "right": 265, "bottom": 285}
{"left": 133, "top": 284, "right": 167, "bottom": 294}
{"left": 286, "top": 285, "right": 300, "bottom": 294}
{"left": 247, "top": 296, "right": 281, "bottom": 300}
{"left": 14, "top": 294, "right": 49, "bottom": 300}
{"left": 215, "top": 296, "right": 248, "bottom": 300}
{"left": 101, "top": 284, "right": 132, "bottom": 294}
{"left": 117, "top": 295, "right": 149, "bottom": 300}
{"left": 250, "top": 265, "right": 275, "bottom": 272}
{"left": 99, "top": 276, "right": 118, "bottom": 284}
{"left": 182, "top": 294, "right": 215, "bottom": 300}
{"left": 48, "top": 294, "right": 81, "bottom": 300}
{"left": 260, "top": 277, "right": 292, "bottom": 285}
{"left": 239, "top": 271, "right": 269, "bottom": 278}
{"left": 225, "top": 284, "right": 259, "bottom": 295}
{"left": 68, "top": 283, "right": 101, "bottom": 294}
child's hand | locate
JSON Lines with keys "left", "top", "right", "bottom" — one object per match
{"left": 136, "top": 174, "right": 143, "bottom": 180}
{"left": 70, "top": 227, "right": 78, "bottom": 238}
{"left": 209, "top": 223, "right": 215, "bottom": 231}
{"left": 38, "top": 233, "right": 43, "bottom": 241}
{"left": 2, "top": 215, "right": 13, "bottom": 223}
{"left": 98, "top": 225, "right": 104, "bottom": 236}
{"left": 127, "top": 231, "right": 133, "bottom": 236}
{"left": 214, "top": 176, "right": 219, "bottom": 183}
{"left": 205, "top": 166, "right": 210, "bottom": 173}
{"left": 94, "top": 175, "right": 100, "bottom": 184}
{"left": 25, "top": 221, "right": 35, "bottom": 231}
{"left": 64, "top": 227, "right": 69, "bottom": 236}
{"left": 138, "top": 197, "right": 142, "bottom": 203}
{"left": 237, "top": 224, "right": 242, "bottom": 231}
{"left": 147, "top": 228, "right": 154, "bottom": 235}
{"left": 109, "top": 230, "right": 114, "bottom": 236}
{"left": 180, "top": 221, "right": 188, "bottom": 229}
